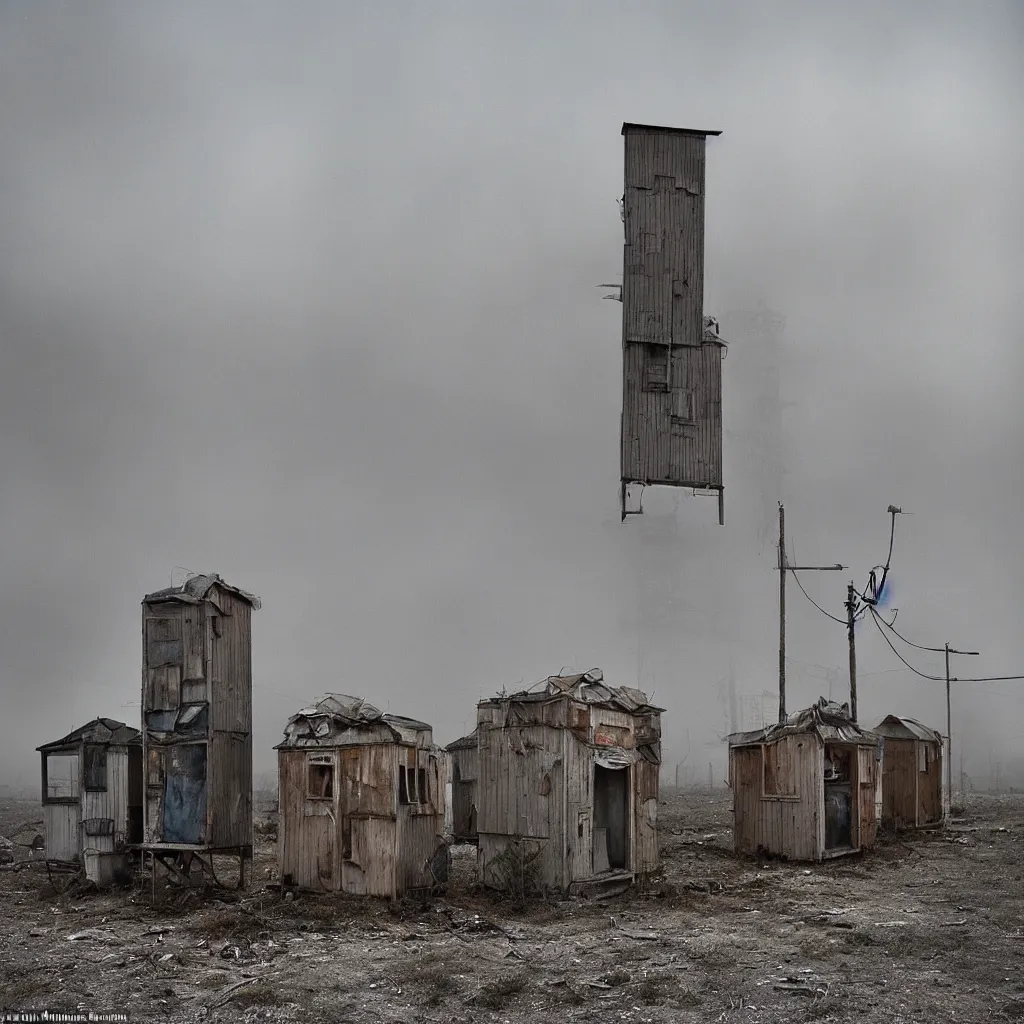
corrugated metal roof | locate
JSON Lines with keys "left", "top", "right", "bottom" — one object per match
{"left": 37, "top": 717, "right": 141, "bottom": 752}
{"left": 873, "top": 715, "right": 943, "bottom": 744}
{"left": 143, "top": 572, "right": 262, "bottom": 609}
{"left": 479, "top": 668, "right": 665, "bottom": 714}
{"left": 727, "top": 697, "right": 879, "bottom": 748}
{"left": 278, "top": 693, "right": 432, "bottom": 748}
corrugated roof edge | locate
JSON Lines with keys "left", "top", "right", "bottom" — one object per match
{"left": 622, "top": 122, "right": 723, "bottom": 137}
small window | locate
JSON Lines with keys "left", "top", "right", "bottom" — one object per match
{"left": 671, "top": 390, "right": 694, "bottom": 423}
{"left": 83, "top": 745, "right": 108, "bottom": 792}
{"left": 211, "top": 615, "right": 222, "bottom": 638}
{"left": 918, "top": 744, "right": 928, "bottom": 773}
{"left": 417, "top": 768, "right": 427, "bottom": 806}
{"left": 308, "top": 763, "right": 334, "bottom": 799}
{"left": 399, "top": 765, "right": 426, "bottom": 806}
{"left": 45, "top": 754, "right": 80, "bottom": 800}
{"left": 398, "top": 765, "right": 410, "bottom": 805}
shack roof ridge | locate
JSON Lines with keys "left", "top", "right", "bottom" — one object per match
{"left": 37, "top": 716, "right": 141, "bottom": 752}
{"left": 143, "top": 572, "right": 261, "bottom": 609}
{"left": 622, "top": 121, "right": 722, "bottom": 137}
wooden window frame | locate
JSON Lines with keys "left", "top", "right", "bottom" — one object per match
{"left": 306, "top": 755, "right": 335, "bottom": 801}
{"left": 760, "top": 742, "right": 800, "bottom": 803}
{"left": 83, "top": 744, "right": 108, "bottom": 793}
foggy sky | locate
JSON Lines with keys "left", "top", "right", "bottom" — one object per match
{"left": 1, "top": 1, "right": 1022, "bottom": 791}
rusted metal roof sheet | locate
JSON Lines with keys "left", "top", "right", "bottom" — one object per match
{"left": 143, "top": 572, "right": 262, "bottom": 609}
{"left": 478, "top": 668, "right": 664, "bottom": 714}
{"left": 727, "top": 697, "right": 879, "bottom": 748}
{"left": 873, "top": 715, "right": 943, "bottom": 744}
{"left": 277, "top": 693, "right": 433, "bottom": 748}
{"left": 38, "top": 718, "right": 141, "bottom": 752}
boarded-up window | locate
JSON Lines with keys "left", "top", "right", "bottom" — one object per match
{"left": 45, "top": 753, "right": 79, "bottom": 800}
{"left": 918, "top": 744, "right": 928, "bottom": 773}
{"left": 761, "top": 742, "right": 798, "bottom": 797}
{"left": 643, "top": 347, "right": 669, "bottom": 391}
{"left": 308, "top": 762, "right": 334, "bottom": 799}
{"left": 83, "top": 745, "right": 107, "bottom": 792}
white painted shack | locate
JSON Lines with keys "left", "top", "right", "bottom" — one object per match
{"left": 446, "top": 730, "right": 479, "bottom": 844}
{"left": 276, "top": 695, "right": 449, "bottom": 897}
{"left": 727, "top": 698, "right": 883, "bottom": 862}
{"left": 476, "top": 669, "right": 663, "bottom": 895}
{"left": 37, "top": 718, "right": 143, "bottom": 884}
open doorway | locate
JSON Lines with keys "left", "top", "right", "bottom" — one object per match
{"left": 593, "top": 765, "right": 629, "bottom": 872}
{"left": 824, "top": 745, "right": 853, "bottom": 851}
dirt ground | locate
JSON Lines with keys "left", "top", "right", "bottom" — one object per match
{"left": 1, "top": 789, "right": 1022, "bottom": 1023}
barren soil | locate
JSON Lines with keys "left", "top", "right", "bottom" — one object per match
{"left": 1, "top": 789, "right": 1022, "bottom": 1023}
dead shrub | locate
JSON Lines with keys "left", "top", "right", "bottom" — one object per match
{"left": 186, "top": 908, "right": 264, "bottom": 941}
{"left": 469, "top": 970, "right": 528, "bottom": 1010}
{"left": 599, "top": 967, "right": 632, "bottom": 987}
{"left": 231, "top": 982, "right": 282, "bottom": 1008}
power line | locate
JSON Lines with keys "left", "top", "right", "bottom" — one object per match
{"left": 867, "top": 608, "right": 944, "bottom": 680}
{"left": 789, "top": 567, "right": 847, "bottom": 625}
{"left": 869, "top": 606, "right": 1024, "bottom": 683}
{"left": 872, "top": 609, "right": 947, "bottom": 653}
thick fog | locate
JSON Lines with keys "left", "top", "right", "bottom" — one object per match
{"left": 1, "top": 1, "right": 1021, "bottom": 792}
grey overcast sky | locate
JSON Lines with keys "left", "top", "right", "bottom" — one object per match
{"left": 1, "top": 1, "right": 1022, "bottom": 789}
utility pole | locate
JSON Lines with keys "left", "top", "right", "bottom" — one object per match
{"left": 945, "top": 642, "right": 980, "bottom": 810}
{"left": 846, "top": 583, "right": 858, "bottom": 723}
{"left": 775, "top": 503, "right": 845, "bottom": 723}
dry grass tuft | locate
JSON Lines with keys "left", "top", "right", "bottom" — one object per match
{"left": 186, "top": 908, "right": 265, "bottom": 941}
{"left": 231, "top": 982, "right": 282, "bottom": 1008}
{"left": 469, "top": 970, "right": 528, "bottom": 1010}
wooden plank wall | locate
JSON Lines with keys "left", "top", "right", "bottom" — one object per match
{"left": 730, "top": 736, "right": 823, "bottom": 861}
{"left": 477, "top": 724, "right": 566, "bottom": 889}
{"left": 881, "top": 739, "right": 918, "bottom": 827}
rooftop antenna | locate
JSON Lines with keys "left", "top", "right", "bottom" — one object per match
{"left": 597, "top": 283, "right": 622, "bottom": 302}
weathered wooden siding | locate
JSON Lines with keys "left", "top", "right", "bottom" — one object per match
{"left": 450, "top": 746, "right": 478, "bottom": 842}
{"left": 81, "top": 748, "right": 131, "bottom": 853}
{"left": 881, "top": 739, "right": 918, "bottom": 827}
{"left": 918, "top": 742, "right": 943, "bottom": 826}
{"left": 279, "top": 742, "right": 443, "bottom": 897}
{"left": 208, "top": 733, "right": 252, "bottom": 848}
{"left": 857, "top": 745, "right": 879, "bottom": 850}
{"left": 565, "top": 733, "right": 593, "bottom": 882}
{"left": 631, "top": 758, "right": 659, "bottom": 876}
{"left": 730, "top": 736, "right": 823, "bottom": 861}
{"left": 620, "top": 125, "right": 723, "bottom": 491}
{"left": 621, "top": 341, "right": 723, "bottom": 488}
{"left": 477, "top": 724, "right": 566, "bottom": 890}
{"left": 142, "top": 583, "right": 253, "bottom": 850}
{"left": 278, "top": 750, "right": 335, "bottom": 890}
{"left": 43, "top": 803, "right": 79, "bottom": 861}
{"left": 209, "top": 590, "right": 252, "bottom": 734}
{"left": 622, "top": 128, "right": 708, "bottom": 349}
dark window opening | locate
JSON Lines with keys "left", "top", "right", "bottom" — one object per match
{"left": 308, "top": 763, "right": 334, "bottom": 799}
{"left": 398, "top": 765, "right": 410, "bottom": 805}
{"left": 84, "top": 745, "right": 108, "bottom": 792}
{"left": 417, "top": 768, "right": 427, "bottom": 806}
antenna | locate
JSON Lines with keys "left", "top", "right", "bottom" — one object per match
{"left": 597, "top": 283, "right": 622, "bottom": 302}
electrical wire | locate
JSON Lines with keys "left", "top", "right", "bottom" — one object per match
{"left": 871, "top": 610, "right": 947, "bottom": 653}
{"left": 867, "top": 608, "right": 945, "bottom": 680}
{"left": 868, "top": 607, "right": 1024, "bottom": 683}
{"left": 789, "top": 567, "right": 847, "bottom": 625}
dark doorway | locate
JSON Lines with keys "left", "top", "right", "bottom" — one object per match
{"left": 593, "top": 766, "right": 629, "bottom": 871}
{"left": 163, "top": 744, "right": 207, "bottom": 844}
